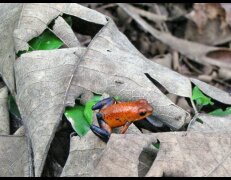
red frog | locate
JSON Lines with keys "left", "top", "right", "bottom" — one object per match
{"left": 90, "top": 97, "right": 153, "bottom": 142}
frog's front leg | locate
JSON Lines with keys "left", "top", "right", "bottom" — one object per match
{"left": 90, "top": 112, "right": 112, "bottom": 143}
{"left": 92, "top": 97, "right": 116, "bottom": 110}
{"left": 119, "top": 121, "right": 132, "bottom": 134}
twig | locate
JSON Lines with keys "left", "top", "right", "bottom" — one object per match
{"left": 96, "top": 3, "right": 117, "bottom": 11}
{"left": 212, "top": 78, "right": 231, "bottom": 89}
{"left": 182, "top": 57, "right": 203, "bottom": 74}
{"left": 153, "top": 3, "right": 169, "bottom": 33}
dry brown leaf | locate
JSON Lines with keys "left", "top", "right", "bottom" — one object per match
{"left": 188, "top": 114, "right": 231, "bottom": 133}
{"left": 118, "top": 3, "right": 231, "bottom": 70}
{"left": 1, "top": 3, "right": 231, "bottom": 177}
{"left": 0, "top": 135, "right": 32, "bottom": 177}
{"left": 61, "top": 124, "right": 141, "bottom": 177}
{"left": 187, "top": 3, "right": 227, "bottom": 34}
{"left": 14, "top": 3, "right": 107, "bottom": 53}
{"left": 220, "top": 3, "right": 231, "bottom": 26}
{"left": 92, "top": 132, "right": 231, "bottom": 177}
{"left": 61, "top": 132, "right": 106, "bottom": 177}
{"left": 0, "top": 4, "right": 22, "bottom": 96}
{"left": 0, "top": 87, "right": 10, "bottom": 135}
{"left": 52, "top": 16, "right": 80, "bottom": 48}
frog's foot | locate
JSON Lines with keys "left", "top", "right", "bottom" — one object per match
{"left": 92, "top": 97, "right": 116, "bottom": 110}
{"left": 90, "top": 125, "right": 110, "bottom": 143}
{"left": 90, "top": 112, "right": 112, "bottom": 143}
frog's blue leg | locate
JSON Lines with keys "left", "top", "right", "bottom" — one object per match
{"left": 145, "top": 115, "right": 164, "bottom": 128}
{"left": 90, "top": 112, "right": 112, "bottom": 143}
{"left": 92, "top": 97, "right": 116, "bottom": 110}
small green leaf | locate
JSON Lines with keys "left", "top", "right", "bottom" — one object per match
{"left": 114, "top": 96, "right": 120, "bottom": 101}
{"left": 28, "top": 29, "right": 63, "bottom": 51}
{"left": 192, "top": 86, "right": 214, "bottom": 107}
{"left": 64, "top": 105, "right": 90, "bottom": 137}
{"left": 8, "top": 95, "right": 21, "bottom": 119}
{"left": 152, "top": 139, "right": 160, "bottom": 149}
{"left": 16, "top": 50, "right": 27, "bottom": 57}
{"left": 209, "top": 107, "right": 231, "bottom": 116}
{"left": 195, "top": 118, "right": 203, "bottom": 124}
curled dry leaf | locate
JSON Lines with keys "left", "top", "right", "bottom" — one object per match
{"left": 0, "top": 135, "right": 32, "bottom": 177}
{"left": 188, "top": 114, "right": 231, "bottom": 133}
{"left": 92, "top": 132, "right": 231, "bottom": 177}
{"left": 0, "top": 87, "right": 10, "bottom": 135}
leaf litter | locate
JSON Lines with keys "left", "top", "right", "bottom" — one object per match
{"left": 0, "top": 3, "right": 231, "bottom": 177}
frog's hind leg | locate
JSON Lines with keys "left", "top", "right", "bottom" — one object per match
{"left": 92, "top": 97, "right": 116, "bottom": 110}
{"left": 90, "top": 112, "right": 112, "bottom": 143}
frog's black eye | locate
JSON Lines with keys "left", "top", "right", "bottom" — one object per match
{"left": 139, "top": 111, "right": 147, "bottom": 116}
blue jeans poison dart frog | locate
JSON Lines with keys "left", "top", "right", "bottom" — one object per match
{"left": 90, "top": 97, "right": 153, "bottom": 142}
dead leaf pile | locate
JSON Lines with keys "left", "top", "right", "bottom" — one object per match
{"left": 0, "top": 3, "right": 231, "bottom": 177}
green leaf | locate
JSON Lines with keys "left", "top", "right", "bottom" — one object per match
{"left": 16, "top": 50, "right": 27, "bottom": 57}
{"left": 28, "top": 29, "right": 63, "bottom": 51}
{"left": 83, "top": 95, "right": 102, "bottom": 124}
{"left": 8, "top": 95, "right": 21, "bottom": 119}
{"left": 114, "top": 96, "right": 120, "bottom": 101}
{"left": 84, "top": 101, "right": 96, "bottom": 125}
{"left": 192, "top": 86, "right": 214, "bottom": 107}
{"left": 209, "top": 107, "right": 231, "bottom": 116}
{"left": 88, "top": 95, "right": 102, "bottom": 103}
{"left": 64, "top": 105, "right": 90, "bottom": 137}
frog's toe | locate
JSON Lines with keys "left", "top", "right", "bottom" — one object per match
{"left": 90, "top": 125, "right": 110, "bottom": 143}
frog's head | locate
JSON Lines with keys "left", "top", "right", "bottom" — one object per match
{"left": 137, "top": 99, "right": 153, "bottom": 118}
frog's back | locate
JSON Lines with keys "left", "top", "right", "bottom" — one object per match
{"left": 100, "top": 101, "right": 144, "bottom": 128}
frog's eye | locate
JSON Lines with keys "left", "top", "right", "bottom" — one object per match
{"left": 139, "top": 111, "right": 147, "bottom": 116}
{"left": 139, "top": 109, "right": 147, "bottom": 116}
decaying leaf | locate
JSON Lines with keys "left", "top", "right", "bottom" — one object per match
{"left": 0, "top": 3, "right": 231, "bottom": 177}
{"left": 14, "top": 3, "right": 107, "bottom": 53}
{"left": 14, "top": 9, "right": 191, "bottom": 176}
{"left": 0, "top": 135, "right": 32, "bottom": 177}
{"left": 15, "top": 48, "right": 86, "bottom": 176}
{"left": 52, "top": 16, "right": 80, "bottom": 48}
{"left": 0, "top": 87, "right": 10, "bottom": 135}
{"left": 61, "top": 124, "right": 141, "bottom": 177}
{"left": 92, "top": 132, "right": 231, "bottom": 177}
{"left": 186, "top": 3, "right": 227, "bottom": 34}
{"left": 61, "top": 131, "right": 106, "bottom": 177}
{"left": 188, "top": 114, "right": 231, "bottom": 133}
{"left": 0, "top": 4, "right": 22, "bottom": 95}
{"left": 118, "top": 3, "right": 231, "bottom": 69}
